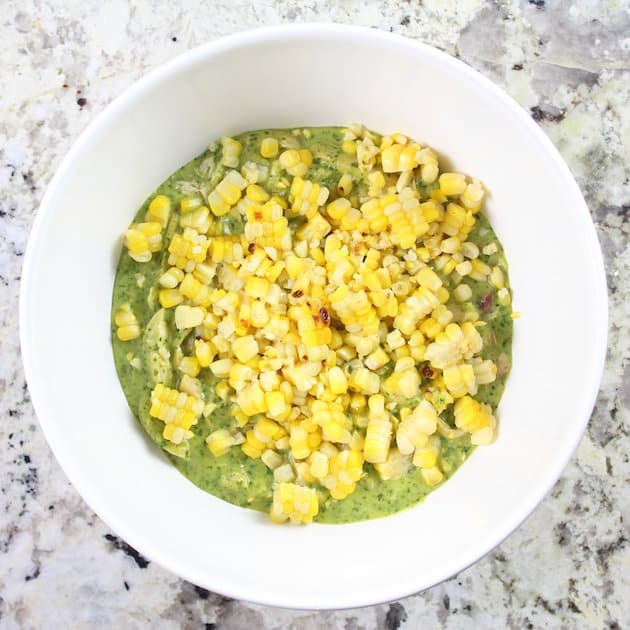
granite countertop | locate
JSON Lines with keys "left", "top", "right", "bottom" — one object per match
{"left": 1, "top": 1, "right": 628, "bottom": 628}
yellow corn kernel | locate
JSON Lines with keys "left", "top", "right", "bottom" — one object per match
{"left": 261, "top": 449, "right": 283, "bottom": 470}
{"left": 232, "top": 335, "right": 259, "bottom": 363}
{"left": 260, "top": 137, "right": 279, "bottom": 158}
{"left": 337, "top": 173, "right": 353, "bottom": 196}
{"left": 180, "top": 197, "right": 202, "bottom": 214}
{"left": 178, "top": 356, "right": 200, "bottom": 377}
{"left": 310, "top": 451, "right": 329, "bottom": 479}
{"left": 349, "top": 368, "right": 380, "bottom": 395}
{"left": 270, "top": 482, "right": 318, "bottom": 524}
{"left": 174, "top": 305, "right": 205, "bottom": 330}
{"left": 363, "top": 395, "right": 392, "bottom": 464}
{"left": 221, "top": 136, "right": 242, "bottom": 168}
{"left": 342, "top": 139, "right": 356, "bottom": 155}
{"left": 439, "top": 172, "right": 467, "bottom": 196}
{"left": 237, "top": 382, "right": 267, "bottom": 417}
{"left": 246, "top": 184, "right": 270, "bottom": 203}
{"left": 159, "top": 267, "right": 185, "bottom": 289}
{"left": 149, "top": 383, "right": 204, "bottom": 436}
{"left": 421, "top": 466, "right": 443, "bottom": 486}
{"left": 327, "top": 366, "right": 348, "bottom": 394}
{"left": 245, "top": 276, "right": 270, "bottom": 299}
{"left": 147, "top": 194, "right": 171, "bottom": 227}
{"left": 206, "top": 429, "right": 234, "bottom": 457}
{"left": 374, "top": 448, "right": 412, "bottom": 481}
{"left": 266, "top": 390, "right": 288, "bottom": 419}
{"left": 114, "top": 305, "right": 140, "bottom": 341}
{"left": 194, "top": 339, "right": 215, "bottom": 367}
{"left": 158, "top": 288, "right": 184, "bottom": 308}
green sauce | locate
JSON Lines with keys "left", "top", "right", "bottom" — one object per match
{"left": 111, "top": 126, "right": 512, "bottom": 523}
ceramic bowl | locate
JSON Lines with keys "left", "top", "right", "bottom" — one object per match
{"left": 20, "top": 24, "right": 607, "bottom": 608}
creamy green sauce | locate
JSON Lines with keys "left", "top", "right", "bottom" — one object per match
{"left": 111, "top": 127, "right": 512, "bottom": 523}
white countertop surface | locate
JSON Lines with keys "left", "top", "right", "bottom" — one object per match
{"left": 1, "top": 1, "right": 628, "bottom": 628}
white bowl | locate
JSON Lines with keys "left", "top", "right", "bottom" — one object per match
{"left": 20, "top": 25, "right": 607, "bottom": 609}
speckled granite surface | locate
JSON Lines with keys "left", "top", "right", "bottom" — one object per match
{"left": 1, "top": 1, "right": 628, "bottom": 628}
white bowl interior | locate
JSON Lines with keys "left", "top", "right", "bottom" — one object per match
{"left": 20, "top": 25, "right": 607, "bottom": 608}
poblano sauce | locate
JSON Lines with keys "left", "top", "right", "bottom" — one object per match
{"left": 111, "top": 126, "right": 512, "bottom": 523}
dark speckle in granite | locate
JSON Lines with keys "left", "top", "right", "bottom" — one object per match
{"left": 384, "top": 602, "right": 408, "bottom": 629}
{"left": 104, "top": 534, "right": 150, "bottom": 569}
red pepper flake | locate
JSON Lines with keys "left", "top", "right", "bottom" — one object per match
{"left": 247, "top": 243, "right": 256, "bottom": 253}
{"left": 292, "top": 289, "right": 303, "bottom": 298}
{"left": 422, "top": 365, "right": 434, "bottom": 378}
{"left": 480, "top": 291, "right": 493, "bottom": 314}
{"left": 319, "top": 307, "right": 331, "bottom": 326}
{"left": 254, "top": 211, "right": 263, "bottom": 221}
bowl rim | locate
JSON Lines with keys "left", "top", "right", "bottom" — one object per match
{"left": 19, "top": 23, "right": 608, "bottom": 609}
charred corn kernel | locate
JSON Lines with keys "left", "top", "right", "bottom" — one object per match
{"left": 337, "top": 173, "right": 353, "bottom": 196}
{"left": 270, "top": 482, "right": 318, "bottom": 524}
{"left": 147, "top": 194, "right": 171, "bottom": 226}
{"left": 260, "top": 137, "right": 279, "bottom": 158}
{"left": 174, "top": 305, "right": 205, "bottom": 330}
{"left": 125, "top": 222, "right": 162, "bottom": 262}
{"left": 206, "top": 429, "right": 234, "bottom": 456}
{"left": 439, "top": 173, "right": 467, "bottom": 196}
